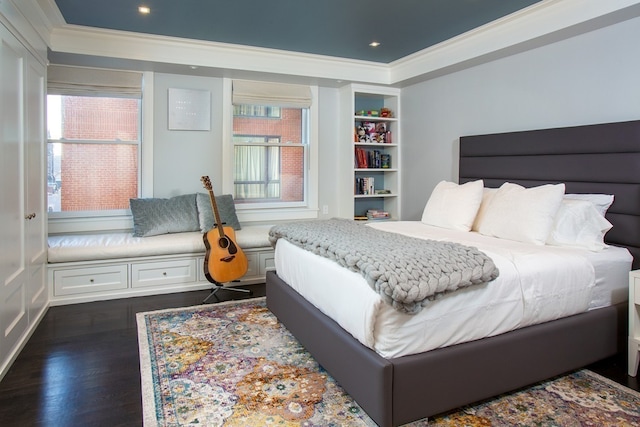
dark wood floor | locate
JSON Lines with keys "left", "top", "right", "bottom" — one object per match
{"left": 0, "top": 284, "right": 637, "bottom": 427}
{"left": 0, "top": 285, "right": 263, "bottom": 427}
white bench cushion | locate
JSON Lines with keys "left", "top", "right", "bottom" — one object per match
{"left": 48, "top": 225, "right": 273, "bottom": 263}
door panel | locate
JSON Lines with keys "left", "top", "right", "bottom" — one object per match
{"left": 0, "top": 24, "right": 28, "bottom": 366}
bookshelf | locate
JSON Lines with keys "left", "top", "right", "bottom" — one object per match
{"left": 340, "top": 84, "right": 401, "bottom": 221}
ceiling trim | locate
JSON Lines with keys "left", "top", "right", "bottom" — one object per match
{"left": 38, "top": 0, "right": 640, "bottom": 86}
{"left": 49, "top": 25, "right": 391, "bottom": 85}
{"left": 391, "top": 0, "right": 640, "bottom": 85}
{"left": 1, "top": 0, "right": 50, "bottom": 62}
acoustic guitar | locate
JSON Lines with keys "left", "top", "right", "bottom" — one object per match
{"left": 200, "top": 176, "right": 248, "bottom": 283}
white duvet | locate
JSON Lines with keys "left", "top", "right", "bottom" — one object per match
{"left": 274, "top": 221, "right": 631, "bottom": 359}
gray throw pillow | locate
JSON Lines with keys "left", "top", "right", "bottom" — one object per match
{"left": 130, "top": 194, "right": 200, "bottom": 237}
{"left": 196, "top": 192, "right": 242, "bottom": 232}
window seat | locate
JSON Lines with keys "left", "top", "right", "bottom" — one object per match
{"left": 47, "top": 225, "right": 275, "bottom": 305}
{"left": 47, "top": 225, "right": 274, "bottom": 263}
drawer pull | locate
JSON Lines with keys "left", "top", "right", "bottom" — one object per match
{"left": 163, "top": 272, "right": 167, "bottom": 276}
{"left": 90, "top": 279, "right": 94, "bottom": 283}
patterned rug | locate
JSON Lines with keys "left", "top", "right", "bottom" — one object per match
{"left": 137, "top": 297, "right": 640, "bottom": 426}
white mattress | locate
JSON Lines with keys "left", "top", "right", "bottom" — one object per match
{"left": 274, "top": 221, "right": 632, "bottom": 359}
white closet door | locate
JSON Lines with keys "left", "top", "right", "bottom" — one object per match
{"left": 0, "top": 22, "right": 29, "bottom": 367}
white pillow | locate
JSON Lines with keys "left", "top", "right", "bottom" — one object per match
{"left": 476, "top": 182, "right": 565, "bottom": 245}
{"left": 547, "top": 199, "right": 612, "bottom": 251}
{"left": 563, "top": 193, "right": 614, "bottom": 217}
{"left": 471, "top": 187, "right": 498, "bottom": 232}
{"left": 421, "top": 180, "right": 484, "bottom": 231}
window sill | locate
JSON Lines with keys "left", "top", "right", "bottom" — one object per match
{"left": 237, "top": 206, "right": 319, "bottom": 223}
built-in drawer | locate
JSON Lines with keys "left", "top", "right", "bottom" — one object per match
{"left": 197, "top": 257, "right": 206, "bottom": 282}
{"left": 132, "top": 259, "right": 197, "bottom": 288}
{"left": 634, "top": 276, "right": 640, "bottom": 305}
{"left": 53, "top": 264, "right": 128, "bottom": 296}
{"left": 259, "top": 250, "right": 275, "bottom": 274}
{"left": 245, "top": 252, "right": 260, "bottom": 278}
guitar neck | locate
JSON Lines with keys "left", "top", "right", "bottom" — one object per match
{"left": 207, "top": 190, "right": 225, "bottom": 237}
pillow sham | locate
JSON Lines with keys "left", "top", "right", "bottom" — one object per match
{"left": 547, "top": 199, "right": 612, "bottom": 251}
{"left": 196, "top": 192, "right": 242, "bottom": 232}
{"left": 476, "top": 182, "right": 565, "bottom": 245}
{"left": 421, "top": 179, "right": 484, "bottom": 232}
{"left": 563, "top": 193, "right": 614, "bottom": 217}
{"left": 130, "top": 194, "right": 200, "bottom": 237}
{"left": 471, "top": 187, "right": 498, "bottom": 232}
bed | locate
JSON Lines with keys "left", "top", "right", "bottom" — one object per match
{"left": 266, "top": 119, "right": 640, "bottom": 427}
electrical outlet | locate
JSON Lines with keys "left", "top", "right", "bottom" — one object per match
{"left": 322, "top": 205, "right": 329, "bottom": 215}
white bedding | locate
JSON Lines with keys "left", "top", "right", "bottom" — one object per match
{"left": 274, "top": 221, "right": 632, "bottom": 359}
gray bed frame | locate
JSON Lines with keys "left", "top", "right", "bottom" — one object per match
{"left": 266, "top": 119, "right": 640, "bottom": 426}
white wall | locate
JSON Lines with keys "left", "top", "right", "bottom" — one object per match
{"left": 316, "top": 87, "right": 342, "bottom": 218}
{"left": 400, "top": 16, "right": 640, "bottom": 220}
{"left": 152, "top": 73, "right": 225, "bottom": 198}
{"left": 150, "top": 73, "right": 342, "bottom": 219}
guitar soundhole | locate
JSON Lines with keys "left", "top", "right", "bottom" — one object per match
{"left": 217, "top": 237, "right": 238, "bottom": 254}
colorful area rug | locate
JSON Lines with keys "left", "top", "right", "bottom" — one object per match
{"left": 137, "top": 298, "right": 640, "bottom": 426}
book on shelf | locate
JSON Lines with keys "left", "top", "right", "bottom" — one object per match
{"left": 355, "top": 177, "right": 375, "bottom": 195}
{"left": 355, "top": 147, "right": 368, "bottom": 168}
{"left": 369, "top": 150, "right": 381, "bottom": 168}
{"left": 366, "top": 209, "right": 390, "bottom": 220}
{"left": 355, "top": 148, "right": 389, "bottom": 169}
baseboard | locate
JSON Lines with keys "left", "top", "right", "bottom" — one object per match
{"left": 0, "top": 302, "right": 50, "bottom": 382}
{"left": 49, "top": 282, "right": 214, "bottom": 306}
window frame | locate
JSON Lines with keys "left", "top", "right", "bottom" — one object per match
{"left": 222, "top": 78, "right": 319, "bottom": 223}
{"left": 47, "top": 71, "right": 154, "bottom": 234}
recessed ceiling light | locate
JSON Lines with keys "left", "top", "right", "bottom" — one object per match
{"left": 138, "top": 6, "right": 151, "bottom": 14}
{"left": 369, "top": 41, "right": 381, "bottom": 47}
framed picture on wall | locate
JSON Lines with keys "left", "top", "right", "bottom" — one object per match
{"left": 168, "top": 88, "right": 211, "bottom": 131}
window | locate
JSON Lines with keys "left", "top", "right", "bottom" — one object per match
{"left": 47, "top": 66, "right": 143, "bottom": 219}
{"left": 232, "top": 107, "right": 307, "bottom": 204}
{"left": 228, "top": 80, "right": 317, "bottom": 221}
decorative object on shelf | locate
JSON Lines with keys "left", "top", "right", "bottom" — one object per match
{"left": 380, "top": 108, "right": 393, "bottom": 118}
{"left": 381, "top": 154, "right": 391, "bottom": 168}
{"left": 355, "top": 108, "right": 394, "bottom": 118}
{"left": 355, "top": 121, "right": 392, "bottom": 144}
{"left": 355, "top": 109, "right": 380, "bottom": 117}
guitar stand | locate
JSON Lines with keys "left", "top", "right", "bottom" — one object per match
{"left": 202, "top": 279, "right": 252, "bottom": 304}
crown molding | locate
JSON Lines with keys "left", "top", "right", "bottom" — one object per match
{"left": 34, "top": 0, "right": 640, "bottom": 86}
{"left": 0, "top": 0, "right": 50, "bottom": 62}
{"left": 390, "top": 0, "right": 640, "bottom": 85}
{"left": 49, "top": 25, "right": 391, "bottom": 86}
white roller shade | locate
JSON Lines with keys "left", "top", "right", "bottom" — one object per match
{"left": 48, "top": 65, "right": 142, "bottom": 97}
{"left": 232, "top": 80, "right": 312, "bottom": 108}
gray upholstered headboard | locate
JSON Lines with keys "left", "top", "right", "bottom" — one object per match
{"left": 459, "top": 120, "right": 640, "bottom": 270}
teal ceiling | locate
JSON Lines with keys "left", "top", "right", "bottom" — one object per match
{"left": 54, "top": 0, "right": 542, "bottom": 63}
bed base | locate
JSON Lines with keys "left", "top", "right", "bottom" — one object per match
{"left": 266, "top": 270, "right": 626, "bottom": 427}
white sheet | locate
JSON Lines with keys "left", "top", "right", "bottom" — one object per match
{"left": 274, "top": 221, "right": 632, "bottom": 359}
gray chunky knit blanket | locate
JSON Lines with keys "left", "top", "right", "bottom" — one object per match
{"left": 269, "top": 218, "right": 499, "bottom": 314}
